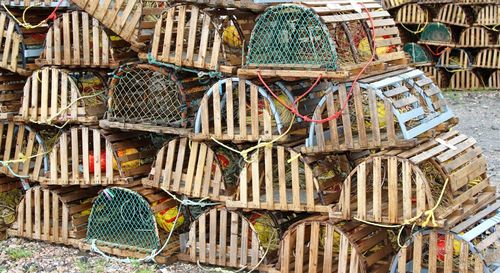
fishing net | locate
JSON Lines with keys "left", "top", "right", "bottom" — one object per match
{"left": 246, "top": 5, "right": 337, "bottom": 70}
{"left": 420, "top": 23, "right": 452, "bottom": 44}
{"left": 403, "top": 43, "right": 432, "bottom": 64}
{"left": 86, "top": 187, "right": 160, "bottom": 251}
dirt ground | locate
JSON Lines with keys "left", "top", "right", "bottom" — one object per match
{"left": 0, "top": 91, "right": 499, "bottom": 273}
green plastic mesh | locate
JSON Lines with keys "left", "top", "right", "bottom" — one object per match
{"left": 403, "top": 43, "right": 431, "bottom": 64}
{"left": 246, "top": 5, "right": 337, "bottom": 70}
{"left": 420, "top": 23, "right": 452, "bottom": 44}
{"left": 86, "top": 188, "right": 160, "bottom": 251}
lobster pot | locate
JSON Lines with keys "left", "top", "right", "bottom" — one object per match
{"left": 332, "top": 130, "right": 496, "bottom": 227}
{"left": 487, "top": 70, "right": 500, "bottom": 89}
{"left": 420, "top": 22, "right": 455, "bottom": 46}
{"left": 391, "top": 229, "right": 489, "bottom": 273}
{"left": 395, "top": 4, "right": 428, "bottom": 25}
{"left": 457, "top": 0, "right": 497, "bottom": 3}
{"left": 382, "top": 0, "right": 414, "bottom": 10}
{"left": 421, "top": 66, "right": 448, "bottom": 89}
{"left": 84, "top": 185, "right": 182, "bottom": 262}
{"left": 474, "top": 49, "right": 500, "bottom": 69}
{"left": 241, "top": 2, "right": 406, "bottom": 78}
{"left": 193, "top": 77, "right": 296, "bottom": 142}
{"left": 474, "top": 5, "right": 500, "bottom": 26}
{"left": 436, "top": 48, "right": 472, "bottom": 70}
{"left": 7, "top": 186, "right": 100, "bottom": 246}
{"left": 180, "top": 206, "right": 287, "bottom": 269}
{"left": 304, "top": 68, "right": 455, "bottom": 154}
{"left": 458, "top": 27, "right": 497, "bottom": 48}
{"left": 142, "top": 137, "right": 239, "bottom": 201}
{"left": 147, "top": 4, "right": 242, "bottom": 73}
{"left": 18, "top": 68, "right": 106, "bottom": 124}
{"left": 403, "top": 43, "right": 432, "bottom": 65}
{"left": 70, "top": 0, "right": 167, "bottom": 49}
{"left": 274, "top": 216, "right": 394, "bottom": 273}
{"left": 225, "top": 146, "right": 351, "bottom": 213}
{"left": 102, "top": 63, "right": 209, "bottom": 134}
{"left": 0, "top": 0, "right": 70, "bottom": 7}
{"left": 449, "top": 70, "right": 483, "bottom": 90}
{"left": 35, "top": 127, "right": 160, "bottom": 185}
{"left": 37, "top": 11, "right": 133, "bottom": 68}
{"left": 0, "top": 122, "right": 47, "bottom": 179}
{"left": 0, "top": 70, "right": 25, "bottom": 119}
{"left": 173, "top": 0, "right": 265, "bottom": 11}
{"left": 434, "top": 4, "right": 472, "bottom": 27}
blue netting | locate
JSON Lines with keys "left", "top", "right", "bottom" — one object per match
{"left": 420, "top": 23, "right": 452, "bottom": 44}
{"left": 403, "top": 43, "right": 431, "bottom": 64}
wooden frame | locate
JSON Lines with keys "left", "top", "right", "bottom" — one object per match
{"left": 487, "top": 70, "right": 500, "bottom": 89}
{"left": 179, "top": 206, "right": 279, "bottom": 270}
{"left": 304, "top": 68, "right": 455, "bottom": 154}
{"left": 421, "top": 66, "right": 448, "bottom": 89}
{"left": 33, "top": 127, "right": 159, "bottom": 185}
{"left": 0, "top": 70, "right": 25, "bottom": 119}
{"left": 145, "top": 4, "right": 240, "bottom": 74}
{"left": 7, "top": 185, "right": 100, "bottom": 246}
{"left": 332, "top": 130, "right": 496, "bottom": 227}
{"left": 449, "top": 70, "right": 483, "bottom": 90}
{"left": 173, "top": 0, "right": 265, "bottom": 11}
{"left": 271, "top": 216, "right": 394, "bottom": 273}
{"left": 69, "top": 0, "right": 167, "bottom": 50}
{"left": 0, "top": 122, "right": 47, "bottom": 180}
{"left": 382, "top": 0, "right": 416, "bottom": 10}
{"left": 0, "top": 175, "right": 19, "bottom": 192}
{"left": 395, "top": 4, "right": 428, "bottom": 25}
{"left": 436, "top": 48, "right": 472, "bottom": 70}
{"left": 225, "top": 146, "right": 351, "bottom": 213}
{"left": 473, "top": 48, "right": 500, "bottom": 69}
{"left": 17, "top": 67, "right": 106, "bottom": 125}
{"left": 419, "top": 22, "right": 455, "bottom": 47}
{"left": 0, "top": 0, "right": 70, "bottom": 7}
{"left": 192, "top": 77, "right": 294, "bottom": 142}
{"left": 434, "top": 4, "right": 472, "bottom": 27}
{"left": 142, "top": 137, "right": 237, "bottom": 201}
{"left": 458, "top": 27, "right": 498, "bottom": 48}
{"left": 474, "top": 5, "right": 500, "bottom": 26}
{"left": 456, "top": 0, "right": 497, "bottom": 4}
{"left": 37, "top": 11, "right": 133, "bottom": 68}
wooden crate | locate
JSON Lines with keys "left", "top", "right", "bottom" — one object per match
{"left": 331, "top": 130, "right": 497, "bottom": 227}
{"left": 487, "top": 70, "right": 500, "bottom": 89}
{"left": 0, "top": 122, "right": 47, "bottom": 179}
{"left": 33, "top": 126, "right": 160, "bottom": 185}
{"left": 239, "top": 1, "right": 407, "bottom": 80}
{"left": 382, "top": 0, "right": 416, "bottom": 10}
{"left": 419, "top": 22, "right": 455, "bottom": 47}
{"left": 0, "top": 0, "right": 70, "bottom": 7}
{"left": 191, "top": 77, "right": 298, "bottom": 142}
{"left": 179, "top": 206, "right": 287, "bottom": 270}
{"left": 421, "top": 66, "right": 448, "bottom": 89}
{"left": 7, "top": 185, "right": 100, "bottom": 246}
{"left": 0, "top": 70, "right": 25, "bottom": 119}
{"left": 395, "top": 4, "right": 428, "bottom": 25}
{"left": 37, "top": 11, "right": 134, "bottom": 68}
{"left": 474, "top": 5, "right": 500, "bottom": 26}
{"left": 436, "top": 48, "right": 472, "bottom": 70}
{"left": 144, "top": 4, "right": 241, "bottom": 74}
{"left": 449, "top": 70, "right": 483, "bottom": 90}
{"left": 225, "top": 145, "right": 351, "bottom": 213}
{"left": 271, "top": 216, "right": 394, "bottom": 273}
{"left": 69, "top": 0, "right": 167, "bottom": 50}
{"left": 474, "top": 48, "right": 500, "bottom": 69}
{"left": 142, "top": 137, "right": 238, "bottom": 202}
{"left": 0, "top": 175, "right": 20, "bottom": 192}
{"left": 171, "top": 0, "right": 265, "bottom": 11}
{"left": 456, "top": 0, "right": 498, "bottom": 4}
{"left": 81, "top": 183, "right": 181, "bottom": 263}
{"left": 17, "top": 68, "right": 106, "bottom": 125}
{"left": 434, "top": 4, "right": 472, "bottom": 27}
{"left": 303, "top": 68, "right": 455, "bottom": 154}
{"left": 458, "top": 27, "right": 498, "bottom": 48}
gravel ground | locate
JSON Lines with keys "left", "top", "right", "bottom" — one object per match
{"left": 0, "top": 91, "right": 499, "bottom": 273}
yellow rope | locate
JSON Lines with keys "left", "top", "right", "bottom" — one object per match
{"left": 399, "top": 20, "right": 428, "bottom": 35}
{"left": 1, "top": 3, "right": 48, "bottom": 29}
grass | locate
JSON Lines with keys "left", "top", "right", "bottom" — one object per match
{"left": 135, "top": 265, "right": 157, "bottom": 273}
{"left": 5, "top": 248, "right": 32, "bottom": 261}
{"left": 75, "top": 259, "right": 90, "bottom": 273}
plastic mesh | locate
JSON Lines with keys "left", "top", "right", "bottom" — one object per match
{"left": 246, "top": 5, "right": 337, "bottom": 70}
{"left": 403, "top": 43, "right": 431, "bottom": 64}
{"left": 109, "top": 65, "right": 185, "bottom": 126}
{"left": 86, "top": 187, "right": 160, "bottom": 251}
{"left": 420, "top": 23, "right": 452, "bottom": 44}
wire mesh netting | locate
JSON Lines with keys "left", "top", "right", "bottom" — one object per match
{"left": 108, "top": 65, "right": 186, "bottom": 126}
{"left": 420, "top": 23, "right": 452, "bottom": 44}
{"left": 403, "top": 43, "right": 431, "bottom": 64}
{"left": 246, "top": 5, "right": 337, "bottom": 70}
{"left": 86, "top": 187, "right": 160, "bottom": 251}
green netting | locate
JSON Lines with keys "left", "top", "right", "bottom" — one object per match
{"left": 420, "top": 22, "right": 452, "bottom": 44}
{"left": 403, "top": 43, "right": 431, "bottom": 64}
{"left": 246, "top": 4, "right": 337, "bottom": 70}
{"left": 86, "top": 187, "right": 160, "bottom": 251}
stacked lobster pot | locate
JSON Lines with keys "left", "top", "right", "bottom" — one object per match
{"left": 0, "top": 0, "right": 497, "bottom": 272}
{"left": 383, "top": 0, "right": 500, "bottom": 91}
